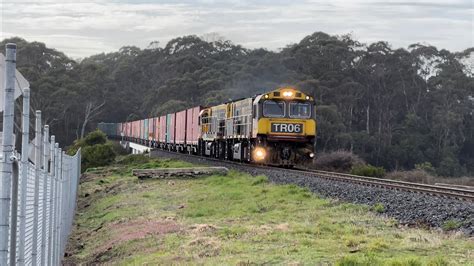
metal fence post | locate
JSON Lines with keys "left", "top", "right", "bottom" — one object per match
{"left": 47, "top": 136, "right": 55, "bottom": 266}
{"left": 61, "top": 156, "right": 68, "bottom": 259}
{"left": 18, "top": 87, "right": 30, "bottom": 264}
{"left": 52, "top": 143, "right": 59, "bottom": 265}
{"left": 31, "top": 110, "right": 42, "bottom": 266}
{"left": 0, "top": 43, "right": 17, "bottom": 265}
{"left": 59, "top": 151, "right": 67, "bottom": 262}
{"left": 54, "top": 149, "right": 63, "bottom": 265}
{"left": 40, "top": 125, "right": 49, "bottom": 266}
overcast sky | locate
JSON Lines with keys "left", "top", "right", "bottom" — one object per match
{"left": 0, "top": 0, "right": 473, "bottom": 58}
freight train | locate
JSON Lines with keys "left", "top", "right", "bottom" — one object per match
{"left": 99, "top": 86, "right": 316, "bottom": 166}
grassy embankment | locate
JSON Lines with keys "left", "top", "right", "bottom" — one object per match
{"left": 65, "top": 155, "right": 473, "bottom": 265}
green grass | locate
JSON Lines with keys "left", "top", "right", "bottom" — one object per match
{"left": 442, "top": 220, "right": 462, "bottom": 231}
{"left": 65, "top": 155, "right": 474, "bottom": 265}
{"left": 373, "top": 203, "right": 385, "bottom": 213}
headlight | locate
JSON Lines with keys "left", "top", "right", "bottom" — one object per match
{"left": 309, "top": 152, "right": 315, "bottom": 158}
{"left": 253, "top": 147, "right": 266, "bottom": 161}
{"left": 283, "top": 91, "right": 293, "bottom": 97}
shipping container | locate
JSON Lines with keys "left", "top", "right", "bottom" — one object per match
{"left": 97, "top": 122, "right": 116, "bottom": 137}
{"left": 154, "top": 117, "right": 160, "bottom": 141}
{"left": 125, "top": 122, "right": 130, "bottom": 138}
{"left": 159, "top": 115, "right": 167, "bottom": 143}
{"left": 175, "top": 110, "right": 187, "bottom": 144}
{"left": 186, "top": 106, "right": 202, "bottom": 145}
{"left": 137, "top": 120, "right": 141, "bottom": 139}
{"left": 133, "top": 120, "right": 140, "bottom": 139}
{"left": 143, "top": 119, "right": 149, "bottom": 141}
{"left": 116, "top": 122, "right": 122, "bottom": 137}
{"left": 148, "top": 118, "right": 155, "bottom": 141}
{"left": 166, "top": 113, "right": 175, "bottom": 144}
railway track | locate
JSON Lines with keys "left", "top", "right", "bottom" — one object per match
{"left": 292, "top": 168, "right": 474, "bottom": 202}
{"left": 147, "top": 147, "right": 474, "bottom": 202}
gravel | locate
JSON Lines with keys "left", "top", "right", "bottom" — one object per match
{"left": 150, "top": 150, "right": 474, "bottom": 235}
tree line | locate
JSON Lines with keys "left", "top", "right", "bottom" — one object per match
{"left": 1, "top": 32, "right": 472, "bottom": 176}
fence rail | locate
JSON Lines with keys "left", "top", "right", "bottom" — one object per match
{"left": 0, "top": 43, "right": 81, "bottom": 265}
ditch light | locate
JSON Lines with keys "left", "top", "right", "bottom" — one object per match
{"left": 253, "top": 147, "right": 266, "bottom": 161}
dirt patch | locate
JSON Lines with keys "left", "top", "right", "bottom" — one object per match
{"left": 109, "top": 219, "right": 180, "bottom": 244}
{"left": 275, "top": 223, "right": 290, "bottom": 231}
{"left": 92, "top": 219, "right": 181, "bottom": 262}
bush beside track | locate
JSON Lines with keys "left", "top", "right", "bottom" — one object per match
{"left": 65, "top": 155, "right": 473, "bottom": 264}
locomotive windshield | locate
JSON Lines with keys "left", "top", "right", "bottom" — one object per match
{"left": 289, "top": 102, "right": 312, "bottom": 118}
{"left": 263, "top": 100, "right": 285, "bottom": 117}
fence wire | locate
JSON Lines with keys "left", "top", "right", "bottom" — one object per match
{"left": 0, "top": 43, "right": 81, "bottom": 266}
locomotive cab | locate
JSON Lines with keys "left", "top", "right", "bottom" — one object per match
{"left": 252, "top": 87, "right": 316, "bottom": 165}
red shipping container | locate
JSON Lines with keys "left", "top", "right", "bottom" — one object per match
{"left": 186, "top": 106, "right": 202, "bottom": 145}
{"left": 125, "top": 122, "right": 129, "bottom": 138}
{"left": 134, "top": 120, "right": 139, "bottom": 139}
{"left": 154, "top": 117, "right": 160, "bottom": 141}
{"left": 175, "top": 110, "right": 187, "bottom": 144}
{"left": 131, "top": 121, "right": 134, "bottom": 138}
{"left": 168, "top": 113, "right": 176, "bottom": 144}
{"left": 133, "top": 121, "right": 137, "bottom": 139}
{"left": 159, "top": 115, "right": 167, "bottom": 143}
{"left": 148, "top": 118, "right": 154, "bottom": 141}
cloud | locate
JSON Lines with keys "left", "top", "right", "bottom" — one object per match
{"left": 1, "top": 0, "right": 472, "bottom": 58}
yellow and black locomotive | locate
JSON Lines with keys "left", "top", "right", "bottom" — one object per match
{"left": 199, "top": 86, "right": 316, "bottom": 166}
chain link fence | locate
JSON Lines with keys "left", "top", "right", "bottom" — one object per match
{"left": 0, "top": 44, "right": 81, "bottom": 265}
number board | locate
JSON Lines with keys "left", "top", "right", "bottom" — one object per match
{"left": 271, "top": 123, "right": 303, "bottom": 133}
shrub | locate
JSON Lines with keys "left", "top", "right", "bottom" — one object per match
{"left": 110, "top": 141, "right": 128, "bottom": 155}
{"left": 385, "top": 169, "right": 432, "bottom": 184}
{"left": 351, "top": 164, "right": 385, "bottom": 178}
{"left": 313, "top": 150, "right": 365, "bottom": 172}
{"left": 81, "top": 143, "right": 116, "bottom": 170}
{"left": 68, "top": 130, "right": 116, "bottom": 172}
{"left": 68, "top": 130, "right": 107, "bottom": 155}
{"left": 386, "top": 170, "right": 474, "bottom": 186}
{"left": 82, "top": 130, "right": 107, "bottom": 146}
{"left": 414, "top": 162, "right": 435, "bottom": 175}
